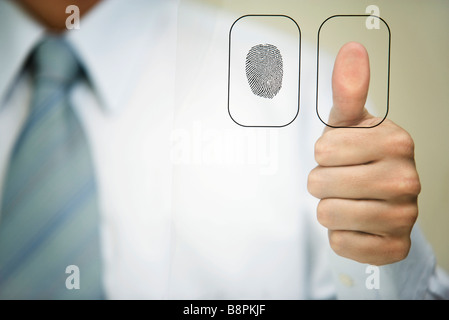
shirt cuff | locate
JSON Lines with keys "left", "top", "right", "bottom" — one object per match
{"left": 328, "top": 224, "right": 437, "bottom": 299}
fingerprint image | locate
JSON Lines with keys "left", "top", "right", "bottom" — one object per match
{"left": 245, "top": 44, "right": 283, "bottom": 99}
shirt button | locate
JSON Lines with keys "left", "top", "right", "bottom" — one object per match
{"left": 338, "top": 273, "right": 354, "bottom": 287}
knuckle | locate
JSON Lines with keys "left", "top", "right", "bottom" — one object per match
{"left": 392, "top": 204, "right": 418, "bottom": 232}
{"left": 388, "top": 237, "right": 411, "bottom": 263}
{"left": 399, "top": 171, "right": 421, "bottom": 197}
{"left": 387, "top": 166, "right": 421, "bottom": 198}
{"left": 388, "top": 130, "right": 415, "bottom": 158}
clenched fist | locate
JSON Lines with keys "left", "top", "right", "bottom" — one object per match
{"left": 308, "top": 42, "right": 421, "bottom": 266}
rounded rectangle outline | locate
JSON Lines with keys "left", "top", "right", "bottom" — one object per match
{"left": 316, "top": 14, "right": 391, "bottom": 129}
{"left": 228, "top": 14, "right": 301, "bottom": 128}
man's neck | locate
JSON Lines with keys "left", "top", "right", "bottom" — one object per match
{"left": 17, "top": 0, "right": 101, "bottom": 33}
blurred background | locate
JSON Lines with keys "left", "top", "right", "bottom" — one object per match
{"left": 194, "top": 0, "right": 449, "bottom": 272}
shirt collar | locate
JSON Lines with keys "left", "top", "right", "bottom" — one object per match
{"left": 0, "top": 0, "right": 178, "bottom": 114}
{"left": 0, "top": 0, "right": 44, "bottom": 107}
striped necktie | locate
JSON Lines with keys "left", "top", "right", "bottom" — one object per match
{"left": 0, "top": 37, "right": 103, "bottom": 299}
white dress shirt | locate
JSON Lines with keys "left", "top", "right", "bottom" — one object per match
{"left": 0, "top": 0, "right": 448, "bottom": 299}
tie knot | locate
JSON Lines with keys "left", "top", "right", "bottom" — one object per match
{"left": 32, "top": 37, "right": 81, "bottom": 85}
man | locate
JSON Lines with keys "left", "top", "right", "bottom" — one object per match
{"left": 0, "top": 0, "right": 447, "bottom": 299}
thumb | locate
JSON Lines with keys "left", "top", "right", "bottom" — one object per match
{"left": 327, "top": 42, "right": 371, "bottom": 128}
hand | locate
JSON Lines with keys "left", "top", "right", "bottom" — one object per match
{"left": 308, "top": 42, "right": 421, "bottom": 266}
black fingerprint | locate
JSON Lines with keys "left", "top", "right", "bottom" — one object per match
{"left": 245, "top": 44, "right": 283, "bottom": 99}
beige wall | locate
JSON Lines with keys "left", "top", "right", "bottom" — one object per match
{"left": 195, "top": 0, "right": 449, "bottom": 272}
